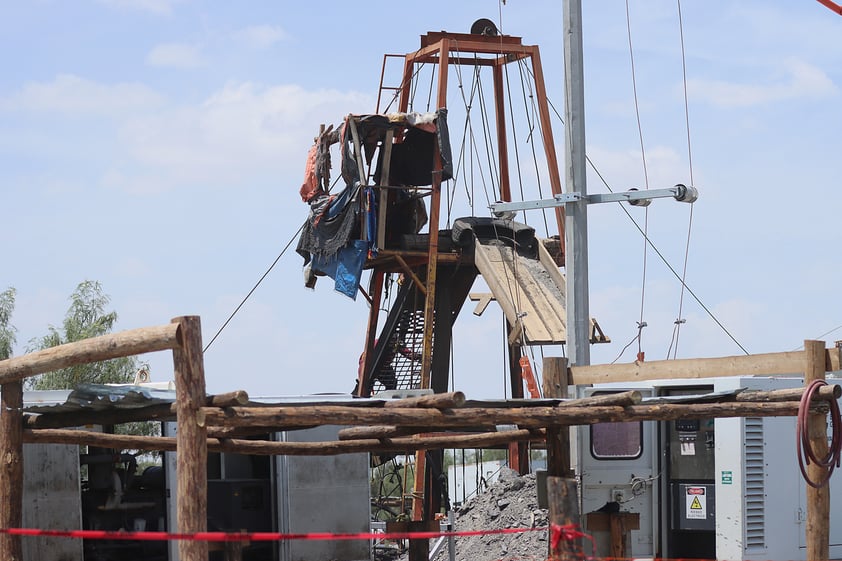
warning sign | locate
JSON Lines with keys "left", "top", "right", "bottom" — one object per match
{"left": 686, "top": 487, "right": 706, "bottom": 520}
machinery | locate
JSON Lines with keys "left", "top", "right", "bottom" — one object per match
{"left": 578, "top": 375, "right": 842, "bottom": 560}
{"left": 21, "top": 390, "right": 370, "bottom": 561}
{"left": 297, "top": 22, "right": 609, "bottom": 522}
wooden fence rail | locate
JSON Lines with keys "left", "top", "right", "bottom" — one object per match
{"left": 194, "top": 400, "right": 826, "bottom": 430}
{"left": 0, "top": 323, "right": 181, "bottom": 384}
{"left": 570, "top": 347, "right": 842, "bottom": 385}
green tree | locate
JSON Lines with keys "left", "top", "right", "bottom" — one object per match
{"left": 0, "top": 287, "right": 17, "bottom": 360}
{"left": 28, "top": 280, "right": 160, "bottom": 444}
{"left": 27, "top": 280, "right": 138, "bottom": 389}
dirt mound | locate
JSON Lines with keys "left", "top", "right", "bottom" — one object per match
{"left": 393, "top": 468, "right": 550, "bottom": 561}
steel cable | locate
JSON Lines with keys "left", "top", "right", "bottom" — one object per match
{"left": 203, "top": 223, "right": 303, "bottom": 353}
{"left": 624, "top": 0, "right": 652, "bottom": 361}
{"left": 670, "top": 0, "right": 697, "bottom": 359}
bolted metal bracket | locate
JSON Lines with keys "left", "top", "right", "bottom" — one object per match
{"left": 489, "top": 183, "right": 698, "bottom": 214}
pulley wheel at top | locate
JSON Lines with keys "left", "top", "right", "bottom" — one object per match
{"left": 470, "top": 18, "right": 499, "bottom": 36}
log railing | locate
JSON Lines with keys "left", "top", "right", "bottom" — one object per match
{"left": 569, "top": 346, "right": 842, "bottom": 385}
{"left": 1, "top": 325, "right": 840, "bottom": 561}
{"left": 0, "top": 323, "right": 182, "bottom": 383}
{"left": 18, "top": 387, "right": 841, "bottom": 454}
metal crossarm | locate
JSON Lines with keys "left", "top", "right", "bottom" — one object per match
{"left": 489, "top": 184, "right": 698, "bottom": 214}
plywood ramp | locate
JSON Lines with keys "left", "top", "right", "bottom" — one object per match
{"left": 472, "top": 237, "right": 607, "bottom": 346}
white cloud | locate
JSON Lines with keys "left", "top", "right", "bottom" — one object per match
{"left": 101, "top": 170, "right": 168, "bottom": 195}
{"left": 2, "top": 75, "right": 373, "bottom": 195}
{"left": 233, "top": 25, "right": 288, "bottom": 49}
{"left": 145, "top": 43, "right": 206, "bottom": 69}
{"left": 687, "top": 57, "right": 838, "bottom": 108}
{"left": 106, "top": 81, "right": 373, "bottom": 193}
{"left": 114, "top": 257, "right": 153, "bottom": 279}
{"left": 96, "top": 0, "right": 176, "bottom": 15}
{"left": 586, "top": 144, "right": 687, "bottom": 192}
{"left": 0, "top": 74, "right": 163, "bottom": 115}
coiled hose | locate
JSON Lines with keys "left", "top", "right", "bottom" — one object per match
{"left": 796, "top": 379, "right": 842, "bottom": 488}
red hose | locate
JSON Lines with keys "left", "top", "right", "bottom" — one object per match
{"left": 796, "top": 379, "right": 842, "bottom": 488}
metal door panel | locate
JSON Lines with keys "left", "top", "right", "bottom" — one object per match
{"left": 579, "top": 387, "right": 658, "bottom": 557}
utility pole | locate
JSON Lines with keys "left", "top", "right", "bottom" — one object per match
{"left": 489, "top": 2, "right": 697, "bottom": 367}
{"left": 563, "top": 0, "right": 590, "bottom": 367}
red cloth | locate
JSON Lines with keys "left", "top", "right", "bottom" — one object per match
{"left": 299, "top": 144, "right": 321, "bottom": 202}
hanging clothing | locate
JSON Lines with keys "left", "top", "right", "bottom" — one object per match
{"left": 309, "top": 239, "right": 368, "bottom": 300}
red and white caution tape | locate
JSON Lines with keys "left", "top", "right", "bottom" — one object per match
{"left": 0, "top": 525, "right": 546, "bottom": 543}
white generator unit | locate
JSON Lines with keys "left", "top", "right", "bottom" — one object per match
{"left": 577, "top": 375, "right": 842, "bottom": 560}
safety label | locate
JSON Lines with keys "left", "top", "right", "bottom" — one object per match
{"left": 686, "top": 487, "right": 706, "bottom": 520}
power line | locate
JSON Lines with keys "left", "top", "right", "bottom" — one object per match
{"left": 624, "top": 0, "right": 652, "bottom": 360}
{"left": 539, "top": 93, "right": 749, "bottom": 355}
{"left": 669, "top": 0, "right": 697, "bottom": 359}
{"left": 792, "top": 324, "right": 842, "bottom": 351}
{"left": 203, "top": 224, "right": 303, "bottom": 354}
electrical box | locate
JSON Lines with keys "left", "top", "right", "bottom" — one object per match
{"left": 671, "top": 482, "right": 715, "bottom": 531}
{"left": 580, "top": 374, "right": 842, "bottom": 561}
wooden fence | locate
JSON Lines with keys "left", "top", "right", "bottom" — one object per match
{"left": 0, "top": 316, "right": 838, "bottom": 561}
{"left": 0, "top": 316, "right": 206, "bottom": 561}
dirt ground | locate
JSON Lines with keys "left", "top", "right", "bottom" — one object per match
{"left": 387, "top": 468, "right": 550, "bottom": 561}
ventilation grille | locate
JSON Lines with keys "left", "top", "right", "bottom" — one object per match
{"left": 744, "top": 417, "right": 765, "bottom": 549}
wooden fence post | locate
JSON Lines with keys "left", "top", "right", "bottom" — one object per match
{"left": 804, "top": 339, "right": 829, "bottom": 561}
{"left": 0, "top": 380, "right": 23, "bottom": 561}
{"left": 547, "top": 476, "right": 582, "bottom": 561}
{"left": 543, "top": 357, "right": 573, "bottom": 478}
{"left": 173, "top": 316, "right": 208, "bottom": 561}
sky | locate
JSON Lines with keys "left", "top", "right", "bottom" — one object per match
{"left": 3, "top": 1, "right": 841, "bottom": 400}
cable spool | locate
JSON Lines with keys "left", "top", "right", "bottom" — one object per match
{"left": 470, "top": 18, "right": 499, "bottom": 36}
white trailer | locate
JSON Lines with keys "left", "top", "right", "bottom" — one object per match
{"left": 577, "top": 375, "right": 842, "bottom": 560}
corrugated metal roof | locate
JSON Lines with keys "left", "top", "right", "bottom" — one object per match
{"left": 24, "top": 383, "right": 176, "bottom": 414}
{"left": 22, "top": 384, "right": 379, "bottom": 416}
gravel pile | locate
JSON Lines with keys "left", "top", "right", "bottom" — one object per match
{"left": 392, "top": 468, "right": 550, "bottom": 561}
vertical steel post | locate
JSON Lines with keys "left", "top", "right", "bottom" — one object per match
{"left": 492, "top": 61, "right": 511, "bottom": 202}
{"left": 563, "top": 0, "right": 590, "bottom": 366}
{"left": 530, "top": 46, "right": 566, "bottom": 252}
